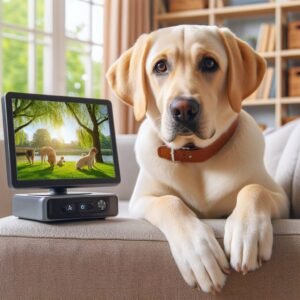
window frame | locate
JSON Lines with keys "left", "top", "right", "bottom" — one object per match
{"left": 0, "top": 0, "right": 104, "bottom": 97}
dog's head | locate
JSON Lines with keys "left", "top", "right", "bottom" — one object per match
{"left": 107, "top": 25, "right": 266, "bottom": 149}
{"left": 90, "top": 147, "right": 99, "bottom": 155}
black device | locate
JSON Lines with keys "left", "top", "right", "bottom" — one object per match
{"left": 2, "top": 92, "right": 120, "bottom": 221}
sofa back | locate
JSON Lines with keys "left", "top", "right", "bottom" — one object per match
{"left": 0, "top": 135, "right": 139, "bottom": 217}
{"left": 264, "top": 121, "right": 300, "bottom": 218}
{"left": 1, "top": 123, "right": 300, "bottom": 218}
{"left": 91, "top": 135, "right": 139, "bottom": 198}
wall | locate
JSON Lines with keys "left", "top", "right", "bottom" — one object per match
{"left": 0, "top": 104, "right": 3, "bottom": 135}
{"left": 0, "top": 137, "right": 12, "bottom": 217}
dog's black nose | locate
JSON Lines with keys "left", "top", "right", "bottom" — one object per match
{"left": 170, "top": 97, "right": 200, "bottom": 124}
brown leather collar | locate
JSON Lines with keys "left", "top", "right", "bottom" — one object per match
{"left": 157, "top": 118, "right": 239, "bottom": 163}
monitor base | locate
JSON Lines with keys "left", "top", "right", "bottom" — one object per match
{"left": 13, "top": 192, "right": 118, "bottom": 222}
{"left": 29, "top": 192, "right": 92, "bottom": 196}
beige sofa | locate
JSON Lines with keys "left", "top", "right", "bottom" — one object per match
{"left": 0, "top": 135, "right": 299, "bottom": 299}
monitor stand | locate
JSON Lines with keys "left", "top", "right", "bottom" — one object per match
{"left": 29, "top": 187, "right": 92, "bottom": 197}
{"left": 13, "top": 187, "right": 118, "bottom": 222}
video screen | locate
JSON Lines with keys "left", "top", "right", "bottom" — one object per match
{"left": 12, "top": 98, "right": 116, "bottom": 181}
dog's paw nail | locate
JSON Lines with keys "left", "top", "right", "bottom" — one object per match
{"left": 242, "top": 265, "right": 248, "bottom": 275}
{"left": 223, "top": 267, "right": 231, "bottom": 274}
{"left": 258, "top": 257, "right": 262, "bottom": 267}
{"left": 215, "top": 284, "right": 222, "bottom": 293}
{"left": 236, "top": 263, "right": 241, "bottom": 272}
{"left": 210, "top": 287, "right": 216, "bottom": 296}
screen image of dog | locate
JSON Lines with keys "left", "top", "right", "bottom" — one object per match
{"left": 57, "top": 156, "right": 65, "bottom": 167}
{"left": 107, "top": 25, "right": 289, "bottom": 294}
{"left": 13, "top": 100, "right": 116, "bottom": 180}
{"left": 25, "top": 149, "right": 34, "bottom": 164}
{"left": 40, "top": 146, "right": 56, "bottom": 166}
{"left": 76, "top": 147, "right": 98, "bottom": 170}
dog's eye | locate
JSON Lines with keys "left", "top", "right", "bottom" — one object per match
{"left": 199, "top": 57, "right": 218, "bottom": 73}
{"left": 154, "top": 60, "right": 168, "bottom": 74}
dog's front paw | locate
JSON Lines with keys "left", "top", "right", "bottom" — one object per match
{"left": 224, "top": 210, "right": 273, "bottom": 274}
{"left": 168, "top": 219, "right": 230, "bottom": 294}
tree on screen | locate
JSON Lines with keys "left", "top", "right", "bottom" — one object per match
{"left": 32, "top": 128, "right": 51, "bottom": 148}
{"left": 15, "top": 130, "right": 29, "bottom": 146}
{"left": 13, "top": 99, "right": 64, "bottom": 133}
{"left": 65, "top": 102, "right": 108, "bottom": 163}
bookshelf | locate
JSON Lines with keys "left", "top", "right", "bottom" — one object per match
{"left": 153, "top": 0, "right": 300, "bottom": 128}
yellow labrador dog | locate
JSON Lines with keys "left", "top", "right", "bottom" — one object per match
{"left": 107, "top": 25, "right": 289, "bottom": 294}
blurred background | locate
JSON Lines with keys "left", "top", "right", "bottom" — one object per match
{"left": 1, "top": 0, "right": 300, "bottom": 134}
{"left": 0, "top": 0, "right": 149, "bottom": 134}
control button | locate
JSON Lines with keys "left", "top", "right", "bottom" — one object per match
{"left": 97, "top": 199, "right": 107, "bottom": 211}
{"left": 63, "top": 204, "right": 76, "bottom": 213}
{"left": 79, "top": 203, "right": 93, "bottom": 211}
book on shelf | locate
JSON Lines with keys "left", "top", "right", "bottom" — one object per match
{"left": 256, "top": 24, "right": 267, "bottom": 52}
{"left": 158, "top": 0, "right": 167, "bottom": 13}
{"left": 262, "top": 67, "right": 274, "bottom": 99}
{"left": 261, "top": 24, "right": 270, "bottom": 52}
{"left": 256, "top": 24, "right": 275, "bottom": 53}
{"left": 246, "top": 67, "right": 274, "bottom": 100}
{"left": 216, "top": 0, "right": 224, "bottom": 8}
{"left": 269, "top": 72, "right": 276, "bottom": 98}
{"left": 267, "top": 25, "right": 275, "bottom": 52}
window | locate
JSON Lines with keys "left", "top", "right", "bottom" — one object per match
{"left": 0, "top": 0, "right": 104, "bottom": 98}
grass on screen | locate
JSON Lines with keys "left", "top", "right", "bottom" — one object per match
{"left": 17, "top": 161, "right": 115, "bottom": 180}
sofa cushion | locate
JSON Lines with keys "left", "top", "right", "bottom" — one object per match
{"left": 264, "top": 120, "right": 300, "bottom": 217}
{"left": 1, "top": 216, "right": 300, "bottom": 240}
{"left": 0, "top": 216, "right": 299, "bottom": 300}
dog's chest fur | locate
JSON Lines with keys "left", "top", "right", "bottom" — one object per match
{"left": 135, "top": 111, "right": 267, "bottom": 218}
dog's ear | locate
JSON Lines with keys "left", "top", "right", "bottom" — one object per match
{"left": 219, "top": 28, "right": 266, "bottom": 112}
{"left": 106, "top": 34, "right": 151, "bottom": 121}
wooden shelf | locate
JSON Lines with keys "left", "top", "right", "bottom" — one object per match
{"left": 156, "top": 9, "right": 209, "bottom": 23}
{"left": 280, "top": 97, "right": 300, "bottom": 104}
{"left": 214, "top": 2, "right": 275, "bottom": 18}
{"left": 153, "top": 0, "right": 300, "bottom": 127}
{"left": 281, "top": 49, "right": 300, "bottom": 59}
{"left": 260, "top": 51, "right": 276, "bottom": 59}
{"left": 243, "top": 98, "right": 300, "bottom": 106}
{"left": 243, "top": 99, "right": 276, "bottom": 106}
{"left": 281, "top": 1, "right": 300, "bottom": 12}
{"left": 156, "top": 2, "right": 276, "bottom": 22}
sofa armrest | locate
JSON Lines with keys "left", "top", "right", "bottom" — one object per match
{"left": 0, "top": 217, "right": 299, "bottom": 299}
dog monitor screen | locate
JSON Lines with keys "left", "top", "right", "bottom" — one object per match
{"left": 5, "top": 94, "right": 119, "bottom": 185}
